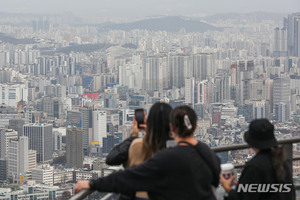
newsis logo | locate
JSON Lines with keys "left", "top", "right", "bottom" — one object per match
{"left": 237, "top": 184, "right": 292, "bottom": 193}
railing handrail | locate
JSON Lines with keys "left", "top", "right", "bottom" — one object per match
{"left": 70, "top": 190, "right": 119, "bottom": 200}
{"left": 212, "top": 137, "right": 300, "bottom": 152}
{"left": 70, "top": 189, "right": 94, "bottom": 200}
{"left": 71, "top": 137, "right": 300, "bottom": 200}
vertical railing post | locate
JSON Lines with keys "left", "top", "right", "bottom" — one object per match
{"left": 284, "top": 144, "right": 293, "bottom": 172}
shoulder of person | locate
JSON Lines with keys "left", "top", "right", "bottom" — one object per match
{"left": 245, "top": 152, "right": 272, "bottom": 172}
{"left": 196, "top": 141, "right": 210, "bottom": 148}
{"left": 195, "top": 142, "right": 221, "bottom": 167}
{"left": 128, "top": 138, "right": 143, "bottom": 157}
{"left": 144, "top": 147, "right": 180, "bottom": 167}
{"left": 130, "top": 138, "right": 143, "bottom": 149}
{"left": 128, "top": 138, "right": 145, "bottom": 167}
{"left": 153, "top": 145, "right": 194, "bottom": 162}
{"left": 195, "top": 141, "right": 216, "bottom": 155}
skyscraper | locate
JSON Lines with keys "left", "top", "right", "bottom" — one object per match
{"left": 0, "top": 129, "right": 18, "bottom": 159}
{"left": 287, "top": 13, "right": 300, "bottom": 57}
{"left": 169, "top": 54, "right": 193, "bottom": 88}
{"left": 273, "top": 77, "right": 291, "bottom": 121}
{"left": 0, "top": 159, "right": 7, "bottom": 181}
{"left": 196, "top": 80, "right": 208, "bottom": 105}
{"left": 24, "top": 106, "right": 33, "bottom": 124}
{"left": 273, "top": 27, "right": 288, "bottom": 57}
{"left": 193, "top": 53, "right": 215, "bottom": 81}
{"left": 275, "top": 102, "right": 288, "bottom": 122}
{"left": 24, "top": 124, "right": 53, "bottom": 163}
{"left": 214, "top": 74, "right": 231, "bottom": 103}
{"left": 0, "top": 83, "right": 28, "bottom": 108}
{"left": 274, "top": 27, "right": 281, "bottom": 54}
{"left": 53, "top": 131, "right": 62, "bottom": 151}
{"left": 185, "top": 77, "right": 195, "bottom": 107}
{"left": 40, "top": 97, "right": 65, "bottom": 119}
{"left": 238, "top": 60, "right": 254, "bottom": 104}
{"left": 230, "top": 64, "right": 238, "bottom": 86}
{"left": 281, "top": 28, "right": 288, "bottom": 54}
{"left": 66, "top": 127, "right": 83, "bottom": 168}
{"left": 80, "top": 106, "right": 93, "bottom": 155}
{"left": 9, "top": 119, "right": 25, "bottom": 137}
{"left": 28, "top": 150, "right": 37, "bottom": 170}
{"left": 273, "top": 77, "right": 290, "bottom": 107}
{"left": 103, "top": 135, "right": 115, "bottom": 154}
{"left": 119, "top": 64, "right": 143, "bottom": 91}
{"left": 143, "top": 55, "right": 168, "bottom": 91}
{"left": 7, "top": 136, "right": 29, "bottom": 183}
{"left": 248, "top": 100, "right": 269, "bottom": 119}
{"left": 250, "top": 79, "right": 267, "bottom": 101}
{"left": 66, "top": 110, "right": 81, "bottom": 127}
{"left": 92, "top": 110, "right": 107, "bottom": 147}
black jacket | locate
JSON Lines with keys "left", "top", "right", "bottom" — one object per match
{"left": 226, "top": 150, "right": 295, "bottom": 200}
{"left": 105, "top": 136, "right": 138, "bottom": 200}
{"left": 90, "top": 142, "right": 221, "bottom": 200}
{"left": 106, "top": 136, "right": 138, "bottom": 166}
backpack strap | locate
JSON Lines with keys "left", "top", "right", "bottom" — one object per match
{"left": 178, "top": 141, "right": 219, "bottom": 200}
{"left": 178, "top": 141, "right": 219, "bottom": 186}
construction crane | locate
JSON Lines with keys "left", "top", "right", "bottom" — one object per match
{"left": 16, "top": 96, "right": 21, "bottom": 120}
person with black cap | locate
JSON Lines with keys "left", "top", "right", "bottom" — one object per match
{"left": 221, "top": 118, "right": 295, "bottom": 200}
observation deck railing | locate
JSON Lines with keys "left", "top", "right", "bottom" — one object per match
{"left": 72, "top": 137, "right": 300, "bottom": 200}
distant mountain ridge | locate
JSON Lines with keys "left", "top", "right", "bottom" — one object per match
{"left": 0, "top": 32, "right": 34, "bottom": 44}
{"left": 100, "top": 16, "right": 222, "bottom": 32}
{"left": 203, "top": 12, "right": 286, "bottom": 22}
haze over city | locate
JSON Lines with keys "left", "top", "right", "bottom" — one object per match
{"left": 1, "top": 0, "right": 299, "bottom": 19}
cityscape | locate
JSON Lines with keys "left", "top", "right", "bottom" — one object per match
{"left": 0, "top": 1, "right": 299, "bottom": 199}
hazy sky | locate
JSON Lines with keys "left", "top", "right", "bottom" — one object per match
{"left": 1, "top": 0, "right": 299, "bottom": 18}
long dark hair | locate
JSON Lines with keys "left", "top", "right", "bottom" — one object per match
{"left": 169, "top": 105, "right": 197, "bottom": 138}
{"left": 141, "top": 102, "right": 173, "bottom": 161}
{"left": 271, "top": 146, "right": 286, "bottom": 182}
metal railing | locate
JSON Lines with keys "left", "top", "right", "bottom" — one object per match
{"left": 72, "top": 137, "right": 300, "bottom": 200}
{"left": 70, "top": 190, "right": 119, "bottom": 200}
{"left": 70, "top": 190, "right": 94, "bottom": 200}
{"left": 212, "top": 137, "right": 300, "bottom": 152}
{"left": 213, "top": 137, "right": 300, "bottom": 170}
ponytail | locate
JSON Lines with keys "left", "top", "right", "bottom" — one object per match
{"left": 170, "top": 105, "right": 197, "bottom": 138}
{"left": 271, "top": 146, "right": 286, "bottom": 182}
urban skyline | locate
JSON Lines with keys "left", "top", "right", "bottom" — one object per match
{"left": 0, "top": 3, "right": 299, "bottom": 198}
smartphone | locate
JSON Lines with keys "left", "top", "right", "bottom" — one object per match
{"left": 134, "top": 108, "right": 144, "bottom": 129}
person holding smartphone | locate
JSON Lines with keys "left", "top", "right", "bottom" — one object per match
{"left": 105, "top": 102, "right": 173, "bottom": 200}
{"left": 126, "top": 102, "right": 172, "bottom": 200}
{"left": 74, "top": 105, "right": 220, "bottom": 200}
{"left": 105, "top": 114, "right": 145, "bottom": 168}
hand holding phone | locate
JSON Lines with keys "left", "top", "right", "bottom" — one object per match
{"left": 134, "top": 109, "right": 145, "bottom": 129}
